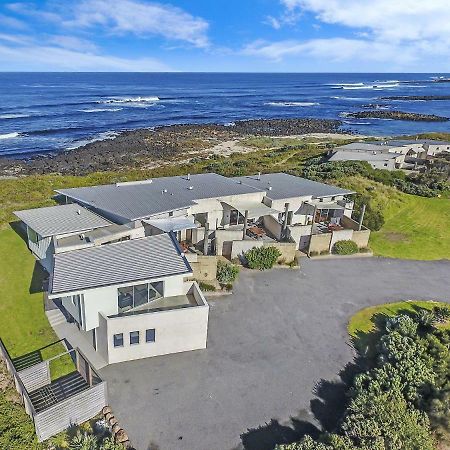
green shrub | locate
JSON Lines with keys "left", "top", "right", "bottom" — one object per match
{"left": 333, "top": 240, "right": 358, "bottom": 255}
{"left": 358, "top": 246, "right": 371, "bottom": 253}
{"left": 244, "top": 246, "right": 282, "bottom": 270}
{"left": 320, "top": 249, "right": 329, "bottom": 255}
{"left": 309, "top": 250, "right": 319, "bottom": 257}
{"left": 216, "top": 261, "right": 240, "bottom": 285}
{"left": 198, "top": 281, "right": 216, "bottom": 292}
{"left": 433, "top": 306, "right": 450, "bottom": 323}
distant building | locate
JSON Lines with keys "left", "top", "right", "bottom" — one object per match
{"left": 327, "top": 139, "right": 450, "bottom": 170}
{"left": 328, "top": 149, "right": 405, "bottom": 170}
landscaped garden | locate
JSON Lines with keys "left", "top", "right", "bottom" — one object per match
{"left": 277, "top": 300, "right": 450, "bottom": 449}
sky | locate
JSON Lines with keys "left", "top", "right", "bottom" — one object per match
{"left": 0, "top": 0, "right": 449, "bottom": 72}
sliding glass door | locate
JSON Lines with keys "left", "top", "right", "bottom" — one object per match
{"left": 118, "top": 281, "right": 164, "bottom": 313}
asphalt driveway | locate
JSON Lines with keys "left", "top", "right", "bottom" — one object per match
{"left": 100, "top": 257, "right": 450, "bottom": 450}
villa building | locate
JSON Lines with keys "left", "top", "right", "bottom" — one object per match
{"left": 14, "top": 172, "right": 370, "bottom": 367}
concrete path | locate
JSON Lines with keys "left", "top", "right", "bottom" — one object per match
{"left": 100, "top": 257, "right": 450, "bottom": 450}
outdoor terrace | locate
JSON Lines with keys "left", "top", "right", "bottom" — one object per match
{"left": 0, "top": 339, "right": 107, "bottom": 442}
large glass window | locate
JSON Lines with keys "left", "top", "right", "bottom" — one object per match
{"left": 117, "top": 281, "right": 164, "bottom": 313}
{"left": 134, "top": 284, "right": 149, "bottom": 307}
{"left": 117, "top": 286, "right": 133, "bottom": 312}
{"left": 230, "top": 209, "right": 244, "bottom": 226}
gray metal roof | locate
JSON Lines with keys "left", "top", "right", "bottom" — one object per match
{"left": 334, "top": 142, "right": 397, "bottom": 152}
{"left": 234, "top": 173, "right": 354, "bottom": 200}
{"left": 384, "top": 139, "right": 450, "bottom": 146}
{"left": 329, "top": 151, "right": 403, "bottom": 162}
{"left": 14, "top": 203, "right": 111, "bottom": 238}
{"left": 55, "top": 173, "right": 263, "bottom": 221}
{"left": 50, "top": 233, "right": 191, "bottom": 295}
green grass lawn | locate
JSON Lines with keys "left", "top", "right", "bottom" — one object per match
{"left": 0, "top": 227, "right": 73, "bottom": 378}
{"left": 341, "top": 176, "right": 450, "bottom": 260}
{"left": 348, "top": 300, "right": 450, "bottom": 355}
{"left": 370, "top": 195, "right": 450, "bottom": 260}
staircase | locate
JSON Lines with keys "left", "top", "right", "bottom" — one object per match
{"left": 46, "top": 309, "right": 67, "bottom": 328}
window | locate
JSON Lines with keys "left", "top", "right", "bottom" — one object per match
{"left": 230, "top": 209, "right": 244, "bottom": 225}
{"left": 146, "top": 329, "right": 156, "bottom": 343}
{"left": 130, "top": 331, "right": 140, "bottom": 345}
{"left": 28, "top": 228, "right": 40, "bottom": 244}
{"left": 133, "top": 284, "right": 148, "bottom": 308}
{"left": 117, "top": 282, "right": 164, "bottom": 313}
{"left": 113, "top": 333, "right": 123, "bottom": 347}
{"left": 168, "top": 211, "right": 174, "bottom": 217}
{"left": 117, "top": 286, "right": 133, "bottom": 312}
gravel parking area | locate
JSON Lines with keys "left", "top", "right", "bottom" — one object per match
{"left": 100, "top": 257, "right": 450, "bottom": 450}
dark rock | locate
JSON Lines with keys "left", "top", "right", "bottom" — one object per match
{"left": 346, "top": 110, "right": 448, "bottom": 122}
{"left": 0, "top": 118, "right": 344, "bottom": 176}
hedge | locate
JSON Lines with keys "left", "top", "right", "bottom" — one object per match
{"left": 333, "top": 240, "right": 358, "bottom": 255}
{"left": 244, "top": 246, "right": 282, "bottom": 270}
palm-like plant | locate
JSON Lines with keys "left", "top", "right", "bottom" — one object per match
{"left": 69, "top": 432, "right": 98, "bottom": 450}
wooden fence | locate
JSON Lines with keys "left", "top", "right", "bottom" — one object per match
{"left": 0, "top": 338, "right": 108, "bottom": 442}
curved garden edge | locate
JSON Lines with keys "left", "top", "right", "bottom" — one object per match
{"left": 347, "top": 299, "right": 450, "bottom": 354}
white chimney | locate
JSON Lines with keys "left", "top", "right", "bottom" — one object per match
{"left": 257, "top": 172, "right": 261, "bottom": 180}
{"left": 187, "top": 173, "right": 191, "bottom": 181}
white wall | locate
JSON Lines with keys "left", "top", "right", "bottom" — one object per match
{"left": 97, "top": 296, "right": 209, "bottom": 364}
{"left": 263, "top": 215, "right": 283, "bottom": 240}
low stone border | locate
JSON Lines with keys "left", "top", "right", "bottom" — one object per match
{"left": 204, "top": 290, "right": 233, "bottom": 298}
{"left": 101, "top": 406, "right": 133, "bottom": 448}
{"left": 309, "top": 251, "right": 373, "bottom": 260}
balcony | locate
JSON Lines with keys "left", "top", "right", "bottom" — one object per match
{"left": 108, "top": 281, "right": 208, "bottom": 318}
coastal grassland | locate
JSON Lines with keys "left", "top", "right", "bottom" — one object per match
{"left": 348, "top": 300, "right": 450, "bottom": 355}
{"left": 337, "top": 176, "right": 450, "bottom": 260}
{"left": 0, "top": 227, "right": 73, "bottom": 378}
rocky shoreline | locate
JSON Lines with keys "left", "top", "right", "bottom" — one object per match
{"left": 0, "top": 118, "right": 343, "bottom": 176}
{"left": 346, "top": 110, "right": 449, "bottom": 122}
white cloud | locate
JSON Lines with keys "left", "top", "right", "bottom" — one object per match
{"left": 265, "top": 16, "right": 282, "bottom": 30}
{"left": 246, "top": 0, "right": 450, "bottom": 70}
{"left": 0, "top": 40, "right": 171, "bottom": 71}
{"left": 47, "top": 35, "right": 98, "bottom": 53}
{"left": 8, "top": 0, "right": 210, "bottom": 47}
{"left": 0, "top": 13, "right": 27, "bottom": 29}
{"left": 281, "top": 0, "right": 450, "bottom": 43}
{"left": 243, "top": 38, "right": 416, "bottom": 63}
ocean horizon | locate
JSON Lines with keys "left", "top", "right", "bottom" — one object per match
{"left": 1, "top": 72, "right": 450, "bottom": 158}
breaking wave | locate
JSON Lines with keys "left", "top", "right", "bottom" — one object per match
{"left": 0, "top": 132, "right": 22, "bottom": 139}
{"left": 265, "top": 101, "right": 319, "bottom": 107}
{"left": 98, "top": 96, "right": 160, "bottom": 104}
{"left": 78, "top": 108, "right": 123, "bottom": 113}
{"left": 0, "top": 113, "right": 31, "bottom": 119}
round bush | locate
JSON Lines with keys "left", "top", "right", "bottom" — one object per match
{"left": 333, "top": 240, "right": 358, "bottom": 255}
{"left": 216, "top": 261, "right": 240, "bottom": 285}
{"left": 244, "top": 246, "right": 282, "bottom": 270}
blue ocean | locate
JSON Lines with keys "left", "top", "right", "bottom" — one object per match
{"left": 0, "top": 72, "right": 450, "bottom": 158}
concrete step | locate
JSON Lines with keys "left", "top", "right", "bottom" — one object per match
{"left": 46, "top": 309, "right": 67, "bottom": 327}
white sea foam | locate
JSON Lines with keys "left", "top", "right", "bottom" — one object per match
{"left": 66, "top": 131, "right": 119, "bottom": 150}
{"left": 98, "top": 96, "right": 160, "bottom": 104}
{"left": 0, "top": 113, "right": 30, "bottom": 119}
{"left": 265, "top": 101, "right": 319, "bottom": 107}
{"left": 0, "top": 132, "right": 21, "bottom": 139}
{"left": 343, "top": 120, "right": 371, "bottom": 125}
{"left": 78, "top": 108, "right": 123, "bottom": 113}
